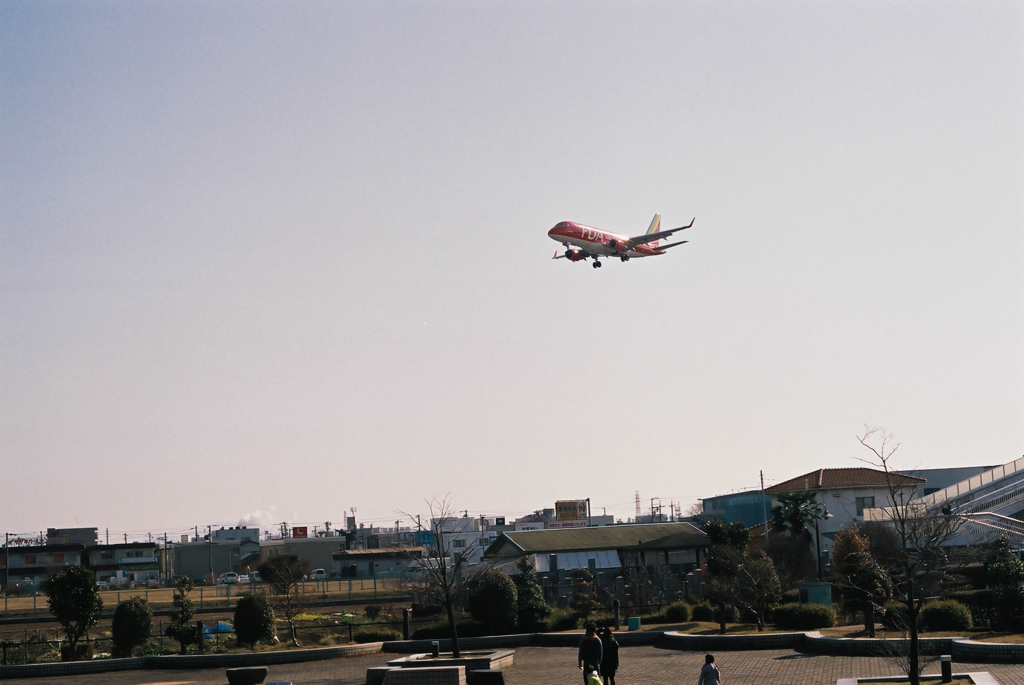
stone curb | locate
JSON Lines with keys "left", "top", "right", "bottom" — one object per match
{"left": 803, "top": 632, "right": 954, "bottom": 657}
{"left": 5, "top": 628, "right": 1024, "bottom": 679}
{"left": 0, "top": 642, "right": 382, "bottom": 680}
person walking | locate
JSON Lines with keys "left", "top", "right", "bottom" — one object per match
{"left": 577, "top": 622, "right": 603, "bottom": 684}
{"left": 599, "top": 627, "right": 619, "bottom": 685}
{"left": 698, "top": 653, "right": 721, "bottom": 685}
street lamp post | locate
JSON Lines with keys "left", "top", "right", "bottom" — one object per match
{"left": 812, "top": 504, "right": 833, "bottom": 581}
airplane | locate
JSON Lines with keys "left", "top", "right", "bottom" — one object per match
{"left": 548, "top": 214, "right": 694, "bottom": 268}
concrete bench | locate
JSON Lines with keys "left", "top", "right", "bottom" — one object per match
{"left": 382, "top": 665, "right": 466, "bottom": 685}
{"left": 467, "top": 668, "right": 504, "bottom": 685}
{"left": 226, "top": 666, "right": 269, "bottom": 685}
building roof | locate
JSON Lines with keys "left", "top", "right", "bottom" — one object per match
{"left": 334, "top": 547, "right": 424, "bottom": 560}
{"left": 765, "top": 467, "right": 926, "bottom": 494}
{"left": 484, "top": 523, "right": 708, "bottom": 558}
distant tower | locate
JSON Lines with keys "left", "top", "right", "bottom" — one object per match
{"left": 635, "top": 491, "right": 641, "bottom": 519}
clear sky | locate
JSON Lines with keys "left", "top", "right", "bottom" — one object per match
{"left": 2, "top": 1, "right": 1022, "bottom": 541}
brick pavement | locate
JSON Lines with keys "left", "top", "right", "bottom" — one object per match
{"left": 3, "top": 645, "right": 1023, "bottom": 685}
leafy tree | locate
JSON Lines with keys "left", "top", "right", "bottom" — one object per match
{"left": 831, "top": 526, "right": 871, "bottom": 569}
{"left": 512, "top": 556, "right": 551, "bottom": 630}
{"left": 985, "top": 536, "right": 1024, "bottom": 630}
{"left": 736, "top": 551, "right": 782, "bottom": 630}
{"left": 771, "top": 492, "right": 819, "bottom": 542}
{"left": 233, "top": 592, "right": 278, "bottom": 648}
{"left": 111, "top": 597, "right": 153, "bottom": 657}
{"left": 705, "top": 527, "right": 781, "bottom": 631}
{"left": 567, "top": 569, "right": 601, "bottom": 620}
{"left": 706, "top": 520, "right": 751, "bottom": 547}
{"left": 467, "top": 569, "right": 518, "bottom": 634}
{"left": 258, "top": 553, "right": 311, "bottom": 646}
{"left": 166, "top": 576, "right": 198, "bottom": 654}
{"left": 42, "top": 566, "right": 104, "bottom": 661}
{"left": 764, "top": 534, "right": 816, "bottom": 589}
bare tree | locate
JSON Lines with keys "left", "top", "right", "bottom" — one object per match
{"left": 857, "top": 426, "right": 966, "bottom": 685}
{"left": 402, "top": 496, "right": 485, "bottom": 658}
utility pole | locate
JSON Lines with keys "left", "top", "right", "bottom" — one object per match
{"left": 761, "top": 470, "right": 770, "bottom": 544}
{"left": 105, "top": 528, "right": 109, "bottom": 545}
{"left": 4, "top": 533, "right": 9, "bottom": 591}
{"left": 124, "top": 533, "right": 127, "bottom": 544}
{"left": 207, "top": 526, "right": 213, "bottom": 578}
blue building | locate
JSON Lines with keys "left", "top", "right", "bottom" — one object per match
{"left": 701, "top": 489, "right": 772, "bottom": 528}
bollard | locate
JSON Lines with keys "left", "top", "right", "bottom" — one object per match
{"left": 431, "top": 640, "right": 440, "bottom": 658}
{"left": 613, "top": 599, "right": 620, "bottom": 630}
{"left": 941, "top": 655, "right": 952, "bottom": 683}
{"left": 197, "top": 622, "right": 205, "bottom": 652}
{"left": 718, "top": 601, "right": 726, "bottom": 635}
{"left": 865, "top": 604, "right": 875, "bottom": 638}
{"left": 403, "top": 608, "right": 410, "bottom": 640}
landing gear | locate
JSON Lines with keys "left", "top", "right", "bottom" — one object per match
{"left": 592, "top": 260, "right": 602, "bottom": 269}
{"left": 620, "top": 254, "right": 630, "bottom": 262}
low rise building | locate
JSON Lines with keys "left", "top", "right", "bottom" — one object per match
{"left": 332, "top": 547, "right": 425, "bottom": 578}
{"left": 84, "top": 542, "right": 161, "bottom": 586}
{"left": 484, "top": 522, "right": 710, "bottom": 603}
{"left": 0, "top": 544, "right": 86, "bottom": 587}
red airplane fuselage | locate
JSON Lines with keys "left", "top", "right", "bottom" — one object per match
{"left": 548, "top": 221, "right": 664, "bottom": 259}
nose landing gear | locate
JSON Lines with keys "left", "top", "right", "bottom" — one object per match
{"left": 620, "top": 254, "right": 630, "bottom": 262}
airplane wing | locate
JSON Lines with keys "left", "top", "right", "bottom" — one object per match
{"left": 627, "top": 217, "right": 694, "bottom": 247}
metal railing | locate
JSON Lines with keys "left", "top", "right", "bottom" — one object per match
{"left": 962, "top": 513, "right": 1024, "bottom": 542}
{"left": 915, "top": 457, "right": 1024, "bottom": 511}
{"left": 3, "top": 576, "right": 412, "bottom": 619}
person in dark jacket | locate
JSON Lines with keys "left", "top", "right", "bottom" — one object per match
{"left": 599, "top": 627, "right": 620, "bottom": 685}
{"left": 577, "top": 622, "right": 603, "bottom": 684}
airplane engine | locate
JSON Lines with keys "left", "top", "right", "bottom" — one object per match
{"left": 565, "top": 249, "right": 587, "bottom": 262}
{"left": 607, "top": 239, "right": 621, "bottom": 250}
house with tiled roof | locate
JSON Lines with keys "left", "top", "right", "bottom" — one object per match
{"left": 765, "top": 467, "right": 927, "bottom": 572}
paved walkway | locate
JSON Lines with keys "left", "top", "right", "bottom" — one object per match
{"left": 3, "top": 646, "right": 1023, "bottom": 685}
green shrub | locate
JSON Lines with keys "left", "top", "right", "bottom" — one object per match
{"left": 352, "top": 627, "right": 401, "bottom": 643}
{"left": 467, "top": 569, "right": 518, "bottom": 634}
{"left": 771, "top": 603, "right": 836, "bottom": 630}
{"left": 640, "top": 609, "right": 671, "bottom": 624}
{"left": 690, "top": 603, "right": 738, "bottom": 623}
{"left": 691, "top": 603, "right": 715, "bottom": 622}
{"left": 111, "top": 597, "right": 153, "bottom": 658}
{"left": 547, "top": 609, "right": 580, "bottom": 632}
{"left": 920, "top": 600, "right": 973, "bottom": 632}
{"left": 881, "top": 601, "right": 911, "bottom": 630}
{"left": 233, "top": 593, "right": 277, "bottom": 648}
{"left": 410, "top": 620, "right": 489, "bottom": 639}
{"left": 364, "top": 605, "right": 382, "bottom": 620}
{"left": 665, "top": 602, "right": 692, "bottom": 623}
{"left": 944, "top": 589, "right": 995, "bottom": 629}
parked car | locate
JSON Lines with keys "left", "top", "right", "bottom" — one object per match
{"left": 309, "top": 569, "right": 327, "bottom": 581}
{"left": 249, "top": 571, "right": 261, "bottom": 583}
{"left": 217, "top": 572, "right": 239, "bottom": 584}
{"left": 237, "top": 574, "right": 249, "bottom": 584}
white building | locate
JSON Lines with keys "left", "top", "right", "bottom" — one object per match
{"left": 764, "top": 467, "right": 926, "bottom": 570}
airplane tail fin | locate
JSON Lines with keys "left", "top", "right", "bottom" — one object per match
{"left": 646, "top": 213, "right": 662, "bottom": 247}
